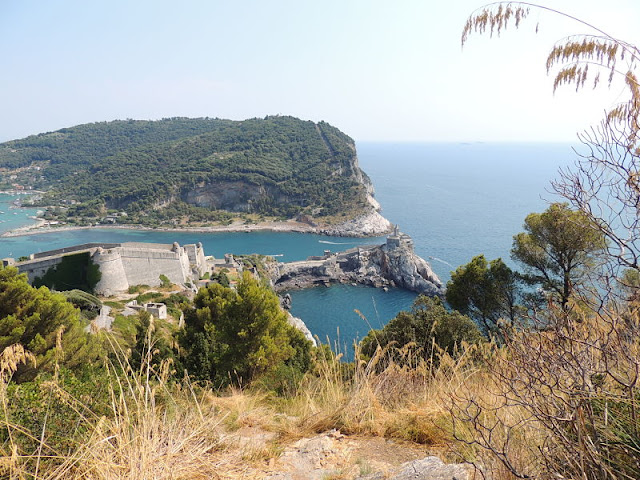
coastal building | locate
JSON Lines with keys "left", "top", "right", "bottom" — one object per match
{"left": 386, "top": 224, "right": 414, "bottom": 250}
{"left": 125, "top": 300, "right": 168, "bottom": 319}
{"left": 10, "top": 241, "right": 210, "bottom": 296}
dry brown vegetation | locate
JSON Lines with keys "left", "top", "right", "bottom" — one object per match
{"left": 2, "top": 300, "right": 639, "bottom": 480}
{"left": 458, "top": 5, "right": 640, "bottom": 476}
{"left": 0, "top": 338, "right": 483, "bottom": 479}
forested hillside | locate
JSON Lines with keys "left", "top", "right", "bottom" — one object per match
{"left": 0, "top": 117, "right": 373, "bottom": 225}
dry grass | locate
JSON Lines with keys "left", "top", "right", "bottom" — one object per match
{"left": 0, "top": 336, "right": 491, "bottom": 479}
{"left": 5, "top": 332, "right": 595, "bottom": 480}
{"left": 447, "top": 302, "right": 640, "bottom": 480}
{"left": 286, "top": 343, "right": 482, "bottom": 447}
{"left": 0, "top": 340, "right": 228, "bottom": 480}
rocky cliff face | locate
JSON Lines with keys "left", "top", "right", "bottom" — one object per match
{"left": 183, "top": 181, "right": 307, "bottom": 212}
{"left": 271, "top": 230, "right": 443, "bottom": 296}
{"left": 182, "top": 178, "right": 392, "bottom": 237}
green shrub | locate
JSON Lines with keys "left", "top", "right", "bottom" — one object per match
{"left": 360, "top": 296, "right": 482, "bottom": 365}
{"left": 5, "top": 367, "right": 112, "bottom": 457}
{"left": 135, "top": 291, "right": 165, "bottom": 304}
{"left": 127, "top": 284, "right": 149, "bottom": 294}
{"left": 63, "top": 289, "right": 102, "bottom": 313}
{"left": 0, "top": 267, "right": 103, "bottom": 381}
{"left": 180, "top": 272, "right": 312, "bottom": 387}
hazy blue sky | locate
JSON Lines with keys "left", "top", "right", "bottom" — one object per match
{"left": 1, "top": 0, "right": 638, "bottom": 142}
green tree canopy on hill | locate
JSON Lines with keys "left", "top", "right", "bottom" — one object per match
{"left": 511, "top": 202, "right": 606, "bottom": 308}
{"left": 359, "top": 296, "right": 482, "bottom": 365}
{"left": 0, "top": 267, "right": 102, "bottom": 381}
{"left": 0, "top": 117, "right": 371, "bottom": 222}
{"left": 446, "top": 255, "right": 524, "bottom": 336}
{"left": 180, "top": 271, "right": 312, "bottom": 386}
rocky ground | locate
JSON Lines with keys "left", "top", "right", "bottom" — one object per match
{"left": 218, "top": 428, "right": 470, "bottom": 480}
{"left": 319, "top": 211, "right": 393, "bottom": 237}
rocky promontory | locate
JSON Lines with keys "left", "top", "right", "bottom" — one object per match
{"left": 319, "top": 209, "right": 393, "bottom": 237}
{"left": 1, "top": 117, "right": 393, "bottom": 231}
{"left": 270, "top": 227, "right": 443, "bottom": 295}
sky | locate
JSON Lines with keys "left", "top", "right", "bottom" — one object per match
{"left": 1, "top": 0, "right": 639, "bottom": 143}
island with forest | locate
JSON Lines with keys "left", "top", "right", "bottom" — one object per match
{"left": 0, "top": 116, "right": 391, "bottom": 237}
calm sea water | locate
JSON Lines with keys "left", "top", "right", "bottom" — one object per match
{"left": 357, "top": 142, "right": 573, "bottom": 281}
{"left": 0, "top": 143, "right": 574, "bottom": 356}
{"left": 0, "top": 194, "right": 41, "bottom": 239}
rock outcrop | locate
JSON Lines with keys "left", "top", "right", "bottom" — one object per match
{"left": 287, "top": 312, "right": 317, "bottom": 347}
{"left": 320, "top": 209, "right": 393, "bottom": 237}
{"left": 360, "top": 457, "right": 470, "bottom": 480}
{"left": 271, "top": 228, "right": 443, "bottom": 296}
{"left": 183, "top": 180, "right": 308, "bottom": 213}
{"left": 263, "top": 431, "right": 469, "bottom": 480}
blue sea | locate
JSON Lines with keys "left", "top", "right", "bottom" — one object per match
{"left": 0, "top": 143, "right": 574, "bottom": 355}
{"left": 0, "top": 194, "right": 41, "bottom": 236}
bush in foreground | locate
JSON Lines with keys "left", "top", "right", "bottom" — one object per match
{"left": 180, "top": 271, "right": 312, "bottom": 387}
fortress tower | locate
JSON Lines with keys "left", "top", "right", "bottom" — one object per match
{"left": 92, "top": 247, "right": 129, "bottom": 296}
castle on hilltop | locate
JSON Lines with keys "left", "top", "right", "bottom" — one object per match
{"left": 4, "top": 242, "right": 212, "bottom": 296}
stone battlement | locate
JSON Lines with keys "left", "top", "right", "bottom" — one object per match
{"left": 14, "top": 241, "right": 208, "bottom": 296}
{"left": 30, "top": 243, "right": 121, "bottom": 260}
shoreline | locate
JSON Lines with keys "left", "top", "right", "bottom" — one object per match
{"left": 0, "top": 191, "right": 394, "bottom": 238}
{"left": 1, "top": 213, "right": 393, "bottom": 239}
{"left": 0, "top": 186, "right": 394, "bottom": 239}
{"left": 0, "top": 219, "right": 318, "bottom": 238}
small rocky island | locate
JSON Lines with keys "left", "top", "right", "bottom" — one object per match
{"left": 271, "top": 226, "right": 443, "bottom": 296}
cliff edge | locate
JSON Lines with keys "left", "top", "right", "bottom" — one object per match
{"left": 271, "top": 227, "right": 443, "bottom": 295}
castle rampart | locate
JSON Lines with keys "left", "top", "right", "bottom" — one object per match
{"left": 13, "top": 241, "right": 208, "bottom": 296}
{"left": 30, "top": 243, "right": 121, "bottom": 260}
{"left": 20, "top": 256, "right": 67, "bottom": 284}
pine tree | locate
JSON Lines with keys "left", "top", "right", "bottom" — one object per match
{"left": 0, "top": 266, "right": 101, "bottom": 381}
{"left": 181, "top": 271, "right": 311, "bottom": 386}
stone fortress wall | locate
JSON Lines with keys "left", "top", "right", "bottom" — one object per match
{"left": 9, "top": 241, "right": 208, "bottom": 296}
